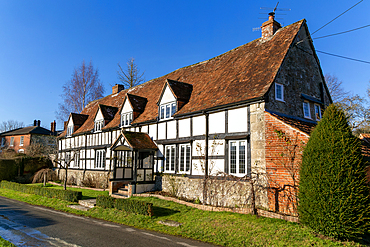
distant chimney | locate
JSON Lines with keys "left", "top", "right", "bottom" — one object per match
{"left": 37, "top": 120, "right": 41, "bottom": 127}
{"left": 51, "top": 120, "right": 56, "bottom": 133}
{"left": 261, "top": 12, "right": 281, "bottom": 41}
{"left": 112, "top": 84, "right": 124, "bottom": 94}
{"left": 34, "top": 120, "right": 37, "bottom": 126}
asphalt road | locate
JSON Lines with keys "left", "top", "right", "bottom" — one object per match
{"left": 0, "top": 196, "right": 217, "bottom": 247}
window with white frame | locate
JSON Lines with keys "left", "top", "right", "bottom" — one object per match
{"left": 303, "top": 101, "right": 311, "bottom": 119}
{"left": 159, "top": 102, "right": 176, "bottom": 120}
{"left": 1, "top": 138, "right": 5, "bottom": 147}
{"left": 229, "top": 140, "right": 246, "bottom": 176}
{"left": 65, "top": 152, "right": 71, "bottom": 164}
{"left": 10, "top": 137, "right": 14, "bottom": 146}
{"left": 66, "top": 126, "right": 73, "bottom": 137}
{"left": 275, "top": 83, "right": 284, "bottom": 101}
{"left": 164, "top": 145, "right": 176, "bottom": 172}
{"left": 179, "top": 144, "right": 191, "bottom": 173}
{"left": 73, "top": 152, "right": 80, "bottom": 168}
{"left": 95, "top": 149, "right": 106, "bottom": 168}
{"left": 20, "top": 136, "right": 24, "bottom": 146}
{"left": 121, "top": 112, "right": 133, "bottom": 127}
{"left": 94, "top": 120, "right": 104, "bottom": 132}
{"left": 314, "top": 104, "right": 321, "bottom": 120}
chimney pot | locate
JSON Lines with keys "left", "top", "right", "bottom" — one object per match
{"left": 112, "top": 84, "right": 124, "bottom": 94}
{"left": 261, "top": 13, "right": 281, "bottom": 41}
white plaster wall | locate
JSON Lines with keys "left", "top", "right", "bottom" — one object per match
{"left": 149, "top": 124, "right": 157, "bottom": 140}
{"left": 67, "top": 119, "right": 73, "bottom": 128}
{"left": 121, "top": 99, "right": 133, "bottom": 113}
{"left": 193, "top": 116, "right": 206, "bottom": 136}
{"left": 178, "top": 118, "right": 191, "bottom": 138}
{"left": 167, "top": 121, "right": 176, "bottom": 139}
{"left": 160, "top": 85, "right": 176, "bottom": 104}
{"left": 228, "top": 107, "right": 248, "bottom": 133}
{"left": 208, "top": 139, "right": 224, "bottom": 156}
{"left": 141, "top": 125, "right": 148, "bottom": 133}
{"left": 208, "top": 159, "right": 224, "bottom": 175}
{"left": 209, "top": 111, "right": 225, "bottom": 134}
{"left": 191, "top": 160, "right": 204, "bottom": 175}
{"left": 193, "top": 140, "right": 206, "bottom": 157}
{"left": 158, "top": 122, "right": 166, "bottom": 139}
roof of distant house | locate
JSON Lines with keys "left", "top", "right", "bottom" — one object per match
{"left": 0, "top": 126, "right": 56, "bottom": 136}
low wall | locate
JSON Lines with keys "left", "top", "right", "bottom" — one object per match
{"left": 56, "top": 168, "right": 110, "bottom": 189}
{"left": 156, "top": 175, "right": 268, "bottom": 209}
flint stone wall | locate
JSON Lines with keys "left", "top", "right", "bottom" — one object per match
{"left": 56, "top": 168, "right": 110, "bottom": 189}
{"left": 157, "top": 175, "right": 268, "bottom": 208}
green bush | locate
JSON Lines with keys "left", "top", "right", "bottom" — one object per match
{"left": 96, "top": 195, "right": 115, "bottom": 208}
{"left": 0, "top": 158, "right": 21, "bottom": 181}
{"left": 0, "top": 181, "right": 82, "bottom": 202}
{"left": 299, "top": 104, "right": 370, "bottom": 240}
{"left": 96, "top": 195, "right": 153, "bottom": 216}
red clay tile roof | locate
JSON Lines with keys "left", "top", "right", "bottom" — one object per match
{"left": 61, "top": 19, "right": 306, "bottom": 136}
{"left": 267, "top": 111, "right": 316, "bottom": 136}
{"left": 127, "top": 94, "right": 147, "bottom": 112}
{"left": 122, "top": 131, "right": 158, "bottom": 150}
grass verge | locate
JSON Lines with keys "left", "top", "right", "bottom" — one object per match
{"left": 0, "top": 184, "right": 365, "bottom": 247}
{"left": 0, "top": 236, "right": 17, "bottom": 247}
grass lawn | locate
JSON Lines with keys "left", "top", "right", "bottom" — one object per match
{"left": 0, "top": 183, "right": 365, "bottom": 247}
{"left": 0, "top": 236, "right": 17, "bottom": 247}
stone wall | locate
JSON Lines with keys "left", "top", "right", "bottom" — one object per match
{"left": 157, "top": 175, "right": 268, "bottom": 209}
{"left": 56, "top": 168, "right": 110, "bottom": 189}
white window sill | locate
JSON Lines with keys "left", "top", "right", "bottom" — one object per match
{"left": 275, "top": 98, "right": 285, "bottom": 102}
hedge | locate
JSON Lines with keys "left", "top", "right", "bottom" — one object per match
{"left": 96, "top": 195, "right": 153, "bottom": 216}
{"left": 0, "top": 181, "right": 82, "bottom": 202}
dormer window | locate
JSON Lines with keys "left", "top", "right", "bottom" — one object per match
{"left": 160, "top": 102, "right": 176, "bottom": 120}
{"left": 66, "top": 126, "right": 73, "bottom": 137}
{"left": 94, "top": 120, "right": 104, "bottom": 132}
{"left": 121, "top": 112, "right": 133, "bottom": 127}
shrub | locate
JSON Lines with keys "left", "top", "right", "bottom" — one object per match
{"left": 299, "top": 104, "right": 370, "bottom": 240}
{"left": 0, "top": 181, "right": 82, "bottom": 202}
{"left": 96, "top": 195, "right": 153, "bottom": 216}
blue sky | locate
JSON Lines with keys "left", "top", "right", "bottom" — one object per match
{"left": 0, "top": 0, "right": 369, "bottom": 130}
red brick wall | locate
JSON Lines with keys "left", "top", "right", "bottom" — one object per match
{"left": 265, "top": 113, "right": 309, "bottom": 215}
{"left": 2, "top": 134, "right": 31, "bottom": 153}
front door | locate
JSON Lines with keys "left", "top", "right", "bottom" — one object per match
{"left": 114, "top": 151, "right": 133, "bottom": 180}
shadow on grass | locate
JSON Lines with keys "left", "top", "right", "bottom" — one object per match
{"left": 152, "top": 206, "right": 180, "bottom": 217}
{"left": 81, "top": 195, "right": 96, "bottom": 200}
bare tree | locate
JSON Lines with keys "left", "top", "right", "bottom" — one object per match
{"left": 325, "top": 74, "right": 370, "bottom": 131}
{"left": 117, "top": 58, "right": 145, "bottom": 89}
{"left": 0, "top": 120, "right": 24, "bottom": 133}
{"left": 57, "top": 60, "right": 104, "bottom": 122}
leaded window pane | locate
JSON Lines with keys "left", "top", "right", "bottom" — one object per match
{"left": 230, "top": 142, "right": 237, "bottom": 174}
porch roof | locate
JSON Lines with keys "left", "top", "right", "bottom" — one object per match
{"left": 112, "top": 131, "right": 158, "bottom": 151}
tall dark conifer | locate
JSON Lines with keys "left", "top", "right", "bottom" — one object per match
{"left": 299, "top": 104, "right": 370, "bottom": 240}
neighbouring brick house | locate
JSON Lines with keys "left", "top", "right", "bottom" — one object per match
{"left": 57, "top": 14, "right": 332, "bottom": 214}
{"left": 0, "top": 120, "right": 57, "bottom": 154}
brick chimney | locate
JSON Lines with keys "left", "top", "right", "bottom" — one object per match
{"left": 34, "top": 120, "right": 37, "bottom": 126}
{"left": 37, "top": 120, "right": 41, "bottom": 127}
{"left": 261, "top": 12, "right": 281, "bottom": 41}
{"left": 51, "top": 120, "right": 56, "bottom": 133}
{"left": 112, "top": 84, "right": 124, "bottom": 94}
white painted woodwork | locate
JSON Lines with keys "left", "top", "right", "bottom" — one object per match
{"left": 178, "top": 118, "right": 191, "bottom": 138}
{"left": 228, "top": 107, "right": 248, "bottom": 133}
{"left": 95, "top": 109, "right": 104, "bottom": 121}
{"left": 158, "top": 122, "right": 166, "bottom": 139}
{"left": 159, "top": 84, "right": 176, "bottom": 105}
{"left": 121, "top": 98, "right": 133, "bottom": 114}
{"left": 167, "top": 121, "right": 176, "bottom": 139}
{"left": 192, "top": 116, "right": 206, "bottom": 136}
{"left": 209, "top": 111, "right": 225, "bottom": 134}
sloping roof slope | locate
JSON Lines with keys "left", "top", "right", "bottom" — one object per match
{"left": 267, "top": 110, "right": 316, "bottom": 136}
{"left": 99, "top": 105, "right": 118, "bottom": 120}
{"left": 0, "top": 126, "right": 55, "bottom": 136}
{"left": 63, "top": 19, "right": 305, "bottom": 136}
{"left": 123, "top": 131, "right": 158, "bottom": 150}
